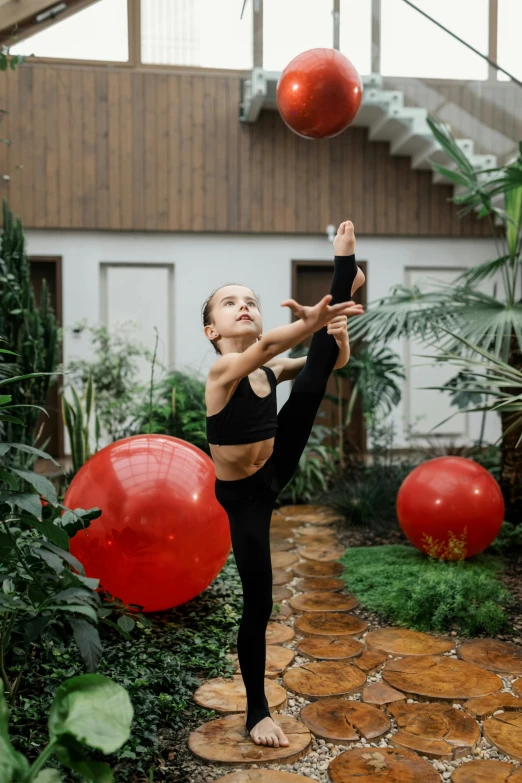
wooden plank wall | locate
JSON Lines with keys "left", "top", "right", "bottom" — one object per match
{"left": 0, "top": 63, "right": 491, "bottom": 237}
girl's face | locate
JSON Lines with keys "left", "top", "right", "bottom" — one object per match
{"left": 205, "top": 284, "right": 262, "bottom": 350}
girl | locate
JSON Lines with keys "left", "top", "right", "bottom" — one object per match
{"left": 202, "top": 221, "right": 365, "bottom": 749}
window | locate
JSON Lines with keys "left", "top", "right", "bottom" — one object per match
{"left": 381, "top": 0, "right": 488, "bottom": 80}
{"left": 340, "top": 0, "right": 371, "bottom": 75}
{"left": 263, "top": 0, "right": 333, "bottom": 72}
{"left": 141, "top": 0, "right": 253, "bottom": 70}
{"left": 497, "top": 0, "right": 522, "bottom": 81}
{"left": 9, "top": 0, "right": 128, "bottom": 62}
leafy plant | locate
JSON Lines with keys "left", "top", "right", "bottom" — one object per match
{"left": 277, "top": 422, "right": 340, "bottom": 505}
{"left": 0, "top": 342, "right": 150, "bottom": 704}
{"left": 1, "top": 673, "right": 133, "bottom": 782}
{"left": 0, "top": 200, "right": 61, "bottom": 462}
{"left": 59, "top": 320, "right": 155, "bottom": 445}
{"left": 340, "top": 544, "right": 514, "bottom": 636}
{"left": 134, "top": 368, "right": 210, "bottom": 455}
{"left": 61, "top": 373, "right": 102, "bottom": 476}
{"left": 346, "top": 122, "right": 522, "bottom": 521}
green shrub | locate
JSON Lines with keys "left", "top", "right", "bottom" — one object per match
{"left": 340, "top": 544, "right": 514, "bottom": 637}
{"left": 1, "top": 674, "right": 133, "bottom": 782}
{"left": 134, "top": 369, "right": 209, "bottom": 455}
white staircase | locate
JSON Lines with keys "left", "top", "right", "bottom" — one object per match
{"left": 239, "top": 69, "right": 499, "bottom": 204}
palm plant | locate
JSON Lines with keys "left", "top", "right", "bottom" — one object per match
{"left": 347, "top": 119, "right": 522, "bottom": 521}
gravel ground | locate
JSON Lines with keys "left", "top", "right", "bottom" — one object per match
{"left": 168, "top": 521, "right": 522, "bottom": 783}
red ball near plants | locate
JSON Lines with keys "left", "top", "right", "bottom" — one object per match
{"left": 65, "top": 434, "right": 230, "bottom": 612}
{"left": 276, "top": 47, "right": 363, "bottom": 139}
{"left": 396, "top": 456, "right": 505, "bottom": 560}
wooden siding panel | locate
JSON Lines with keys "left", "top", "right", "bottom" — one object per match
{"left": 132, "top": 72, "right": 144, "bottom": 230}
{"left": 4, "top": 65, "right": 496, "bottom": 238}
{"left": 155, "top": 74, "right": 169, "bottom": 231}
{"left": 70, "top": 69, "right": 84, "bottom": 228}
{"left": 95, "top": 71, "right": 108, "bottom": 229}
{"left": 167, "top": 74, "right": 181, "bottom": 231}
{"left": 119, "top": 71, "right": 133, "bottom": 230}
{"left": 107, "top": 71, "right": 121, "bottom": 230}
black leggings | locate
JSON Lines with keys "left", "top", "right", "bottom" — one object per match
{"left": 214, "top": 254, "right": 357, "bottom": 734}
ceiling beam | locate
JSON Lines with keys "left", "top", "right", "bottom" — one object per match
{"left": 0, "top": 0, "right": 101, "bottom": 47}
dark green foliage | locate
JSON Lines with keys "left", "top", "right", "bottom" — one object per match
{"left": 7, "top": 553, "right": 242, "bottom": 780}
{"left": 340, "top": 545, "right": 514, "bottom": 636}
{"left": 135, "top": 369, "right": 210, "bottom": 455}
{"left": 0, "top": 199, "right": 60, "bottom": 461}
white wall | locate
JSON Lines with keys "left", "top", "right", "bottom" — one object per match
{"left": 24, "top": 229, "right": 502, "bottom": 452}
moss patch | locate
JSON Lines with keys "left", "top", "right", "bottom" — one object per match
{"left": 340, "top": 544, "right": 515, "bottom": 637}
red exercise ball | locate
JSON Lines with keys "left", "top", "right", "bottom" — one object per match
{"left": 65, "top": 435, "right": 230, "bottom": 612}
{"left": 276, "top": 48, "right": 363, "bottom": 139}
{"left": 396, "top": 456, "right": 504, "bottom": 560}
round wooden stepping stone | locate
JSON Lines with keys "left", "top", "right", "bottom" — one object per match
{"left": 273, "top": 586, "right": 293, "bottom": 601}
{"left": 383, "top": 655, "right": 503, "bottom": 701}
{"left": 215, "top": 770, "right": 315, "bottom": 783}
{"left": 295, "top": 535, "right": 337, "bottom": 548}
{"left": 271, "top": 539, "right": 295, "bottom": 552}
{"left": 295, "top": 576, "right": 344, "bottom": 593}
{"left": 361, "top": 681, "right": 406, "bottom": 707}
{"left": 273, "top": 567, "right": 293, "bottom": 585}
{"left": 188, "top": 712, "right": 311, "bottom": 765}
{"left": 328, "top": 744, "right": 440, "bottom": 782}
{"left": 353, "top": 649, "right": 388, "bottom": 674}
{"left": 272, "top": 551, "right": 300, "bottom": 569}
{"left": 228, "top": 644, "right": 296, "bottom": 679}
{"left": 295, "top": 612, "right": 368, "bottom": 638}
{"left": 295, "top": 525, "right": 337, "bottom": 537}
{"left": 296, "top": 635, "right": 364, "bottom": 661}
{"left": 290, "top": 591, "right": 359, "bottom": 613}
{"left": 283, "top": 660, "right": 367, "bottom": 700}
{"left": 452, "top": 759, "right": 522, "bottom": 782}
{"left": 299, "top": 544, "right": 344, "bottom": 562}
{"left": 458, "top": 639, "right": 522, "bottom": 675}
{"left": 271, "top": 603, "right": 292, "bottom": 621}
{"left": 484, "top": 711, "right": 522, "bottom": 762}
{"left": 193, "top": 674, "right": 287, "bottom": 714}
{"left": 293, "top": 560, "right": 343, "bottom": 577}
{"left": 365, "top": 627, "right": 454, "bottom": 657}
{"left": 463, "top": 693, "right": 522, "bottom": 719}
{"left": 278, "top": 504, "right": 332, "bottom": 516}
{"left": 300, "top": 697, "right": 390, "bottom": 743}
{"left": 386, "top": 701, "right": 481, "bottom": 760}
{"left": 266, "top": 621, "right": 295, "bottom": 645}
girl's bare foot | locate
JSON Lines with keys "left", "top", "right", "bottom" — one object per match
{"left": 247, "top": 715, "right": 290, "bottom": 747}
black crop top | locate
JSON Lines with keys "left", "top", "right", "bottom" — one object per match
{"left": 206, "top": 366, "right": 278, "bottom": 446}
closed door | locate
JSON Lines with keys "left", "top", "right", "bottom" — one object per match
{"left": 293, "top": 259, "right": 367, "bottom": 456}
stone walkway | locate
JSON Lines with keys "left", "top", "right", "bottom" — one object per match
{"left": 185, "top": 505, "right": 522, "bottom": 782}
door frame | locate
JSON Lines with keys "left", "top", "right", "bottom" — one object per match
{"left": 291, "top": 257, "right": 368, "bottom": 455}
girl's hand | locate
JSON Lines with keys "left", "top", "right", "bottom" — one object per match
{"left": 280, "top": 293, "right": 355, "bottom": 332}
{"left": 333, "top": 220, "right": 356, "bottom": 256}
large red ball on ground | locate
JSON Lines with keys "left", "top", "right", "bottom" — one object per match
{"left": 65, "top": 435, "right": 230, "bottom": 612}
{"left": 396, "top": 456, "right": 505, "bottom": 560}
{"left": 276, "top": 48, "right": 363, "bottom": 139}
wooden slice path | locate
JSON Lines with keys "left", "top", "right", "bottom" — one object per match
{"left": 186, "top": 502, "right": 522, "bottom": 780}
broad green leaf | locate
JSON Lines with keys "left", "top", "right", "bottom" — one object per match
{"left": 48, "top": 674, "right": 133, "bottom": 754}
{"left": 34, "top": 770, "right": 63, "bottom": 782}
{"left": 0, "top": 491, "right": 42, "bottom": 520}
{"left": 11, "top": 469, "right": 58, "bottom": 504}
{"left": 504, "top": 184, "right": 522, "bottom": 259}
{"left": 6, "top": 443, "right": 62, "bottom": 468}
{"left": 0, "top": 686, "right": 31, "bottom": 780}
{"left": 54, "top": 734, "right": 113, "bottom": 782}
